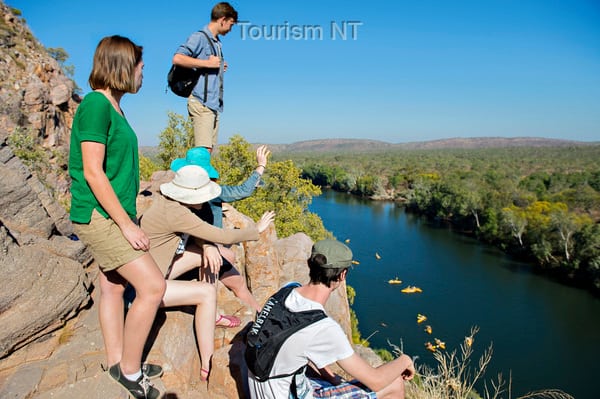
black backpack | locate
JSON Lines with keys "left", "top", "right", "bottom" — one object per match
{"left": 245, "top": 283, "right": 327, "bottom": 385}
{"left": 167, "top": 31, "right": 217, "bottom": 98}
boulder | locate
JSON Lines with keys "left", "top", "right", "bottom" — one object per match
{"left": 0, "top": 146, "right": 91, "bottom": 359}
{"left": 50, "top": 82, "right": 70, "bottom": 105}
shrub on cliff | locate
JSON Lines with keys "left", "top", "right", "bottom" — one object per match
{"left": 156, "top": 115, "right": 329, "bottom": 241}
{"left": 213, "top": 135, "right": 328, "bottom": 241}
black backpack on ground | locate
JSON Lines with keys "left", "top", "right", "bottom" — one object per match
{"left": 167, "top": 31, "right": 217, "bottom": 98}
{"left": 245, "top": 283, "right": 327, "bottom": 388}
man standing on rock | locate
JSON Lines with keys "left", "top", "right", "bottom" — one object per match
{"left": 246, "top": 239, "right": 416, "bottom": 399}
{"left": 172, "top": 2, "right": 238, "bottom": 153}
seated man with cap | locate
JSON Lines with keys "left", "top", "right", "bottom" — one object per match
{"left": 247, "top": 239, "right": 415, "bottom": 399}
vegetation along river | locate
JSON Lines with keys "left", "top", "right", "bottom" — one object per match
{"left": 309, "top": 189, "right": 599, "bottom": 399}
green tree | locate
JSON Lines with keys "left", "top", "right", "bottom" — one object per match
{"left": 589, "top": 171, "right": 600, "bottom": 192}
{"left": 139, "top": 153, "right": 160, "bottom": 181}
{"left": 551, "top": 186, "right": 600, "bottom": 214}
{"left": 46, "top": 47, "right": 76, "bottom": 80}
{"left": 332, "top": 171, "right": 354, "bottom": 192}
{"left": 212, "top": 135, "right": 256, "bottom": 185}
{"left": 47, "top": 47, "right": 69, "bottom": 64}
{"left": 573, "top": 223, "right": 600, "bottom": 289}
{"left": 458, "top": 176, "right": 486, "bottom": 229}
{"left": 519, "top": 172, "right": 550, "bottom": 199}
{"left": 479, "top": 208, "right": 500, "bottom": 242}
{"left": 501, "top": 205, "right": 527, "bottom": 247}
{"left": 388, "top": 172, "right": 408, "bottom": 191}
{"left": 213, "top": 136, "right": 329, "bottom": 241}
{"left": 353, "top": 174, "right": 380, "bottom": 197}
{"left": 157, "top": 112, "right": 194, "bottom": 169}
{"left": 549, "top": 204, "right": 592, "bottom": 262}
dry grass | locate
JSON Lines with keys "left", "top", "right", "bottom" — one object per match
{"left": 57, "top": 321, "right": 77, "bottom": 345}
{"left": 388, "top": 327, "right": 574, "bottom": 399}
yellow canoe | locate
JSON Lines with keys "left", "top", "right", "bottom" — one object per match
{"left": 401, "top": 286, "right": 423, "bottom": 293}
{"left": 434, "top": 338, "right": 446, "bottom": 350}
{"left": 424, "top": 341, "right": 437, "bottom": 352}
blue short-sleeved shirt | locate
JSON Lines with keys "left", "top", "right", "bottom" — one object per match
{"left": 175, "top": 26, "right": 224, "bottom": 112}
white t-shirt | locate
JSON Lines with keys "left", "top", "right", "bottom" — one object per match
{"left": 247, "top": 288, "right": 354, "bottom": 399}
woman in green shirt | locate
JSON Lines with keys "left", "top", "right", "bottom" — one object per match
{"left": 69, "top": 35, "right": 164, "bottom": 399}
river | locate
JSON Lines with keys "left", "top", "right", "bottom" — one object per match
{"left": 309, "top": 189, "right": 599, "bottom": 399}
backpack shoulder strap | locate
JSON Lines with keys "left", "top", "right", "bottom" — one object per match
{"left": 258, "top": 284, "right": 327, "bottom": 380}
{"left": 198, "top": 30, "right": 217, "bottom": 56}
{"left": 196, "top": 30, "right": 218, "bottom": 103}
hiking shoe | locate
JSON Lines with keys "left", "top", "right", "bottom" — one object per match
{"left": 142, "top": 363, "right": 163, "bottom": 379}
{"left": 108, "top": 363, "right": 160, "bottom": 399}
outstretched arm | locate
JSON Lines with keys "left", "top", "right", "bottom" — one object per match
{"left": 195, "top": 210, "right": 275, "bottom": 275}
{"left": 219, "top": 145, "right": 271, "bottom": 203}
{"left": 337, "top": 353, "right": 414, "bottom": 392}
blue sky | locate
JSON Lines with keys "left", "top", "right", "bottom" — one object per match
{"left": 8, "top": 0, "right": 600, "bottom": 146}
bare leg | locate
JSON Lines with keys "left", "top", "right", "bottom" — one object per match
{"left": 170, "top": 244, "right": 258, "bottom": 319}
{"left": 161, "top": 280, "right": 216, "bottom": 377}
{"left": 217, "top": 245, "right": 261, "bottom": 312}
{"left": 169, "top": 245, "right": 229, "bottom": 327}
{"left": 98, "top": 270, "right": 126, "bottom": 366}
{"left": 168, "top": 243, "right": 205, "bottom": 279}
{"left": 220, "top": 268, "right": 262, "bottom": 312}
{"left": 217, "top": 244, "right": 236, "bottom": 265}
{"left": 117, "top": 253, "right": 166, "bottom": 375}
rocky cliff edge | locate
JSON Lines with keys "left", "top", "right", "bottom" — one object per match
{"left": 0, "top": 169, "right": 376, "bottom": 398}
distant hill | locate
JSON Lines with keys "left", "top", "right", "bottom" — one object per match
{"left": 269, "top": 137, "right": 598, "bottom": 153}
{"left": 268, "top": 138, "right": 393, "bottom": 153}
{"left": 140, "top": 145, "right": 160, "bottom": 162}
{"left": 141, "top": 137, "right": 598, "bottom": 158}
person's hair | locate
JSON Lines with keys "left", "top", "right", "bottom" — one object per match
{"left": 211, "top": 2, "right": 238, "bottom": 22}
{"left": 308, "top": 253, "right": 347, "bottom": 288}
{"left": 88, "top": 35, "right": 143, "bottom": 93}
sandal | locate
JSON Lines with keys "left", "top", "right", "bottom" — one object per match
{"left": 200, "top": 367, "right": 210, "bottom": 382}
{"left": 216, "top": 314, "right": 241, "bottom": 328}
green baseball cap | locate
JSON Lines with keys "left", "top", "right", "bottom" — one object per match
{"left": 311, "top": 239, "right": 353, "bottom": 269}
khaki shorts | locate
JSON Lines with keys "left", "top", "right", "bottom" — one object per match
{"left": 73, "top": 209, "right": 145, "bottom": 271}
{"left": 188, "top": 96, "right": 219, "bottom": 149}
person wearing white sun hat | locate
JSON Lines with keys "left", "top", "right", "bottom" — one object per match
{"left": 159, "top": 164, "right": 222, "bottom": 205}
{"left": 140, "top": 165, "right": 275, "bottom": 382}
{"left": 170, "top": 145, "right": 270, "bottom": 315}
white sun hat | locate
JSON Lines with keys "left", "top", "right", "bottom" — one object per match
{"left": 160, "top": 165, "right": 222, "bottom": 205}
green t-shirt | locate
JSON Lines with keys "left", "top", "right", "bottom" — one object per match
{"left": 69, "top": 91, "right": 140, "bottom": 223}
